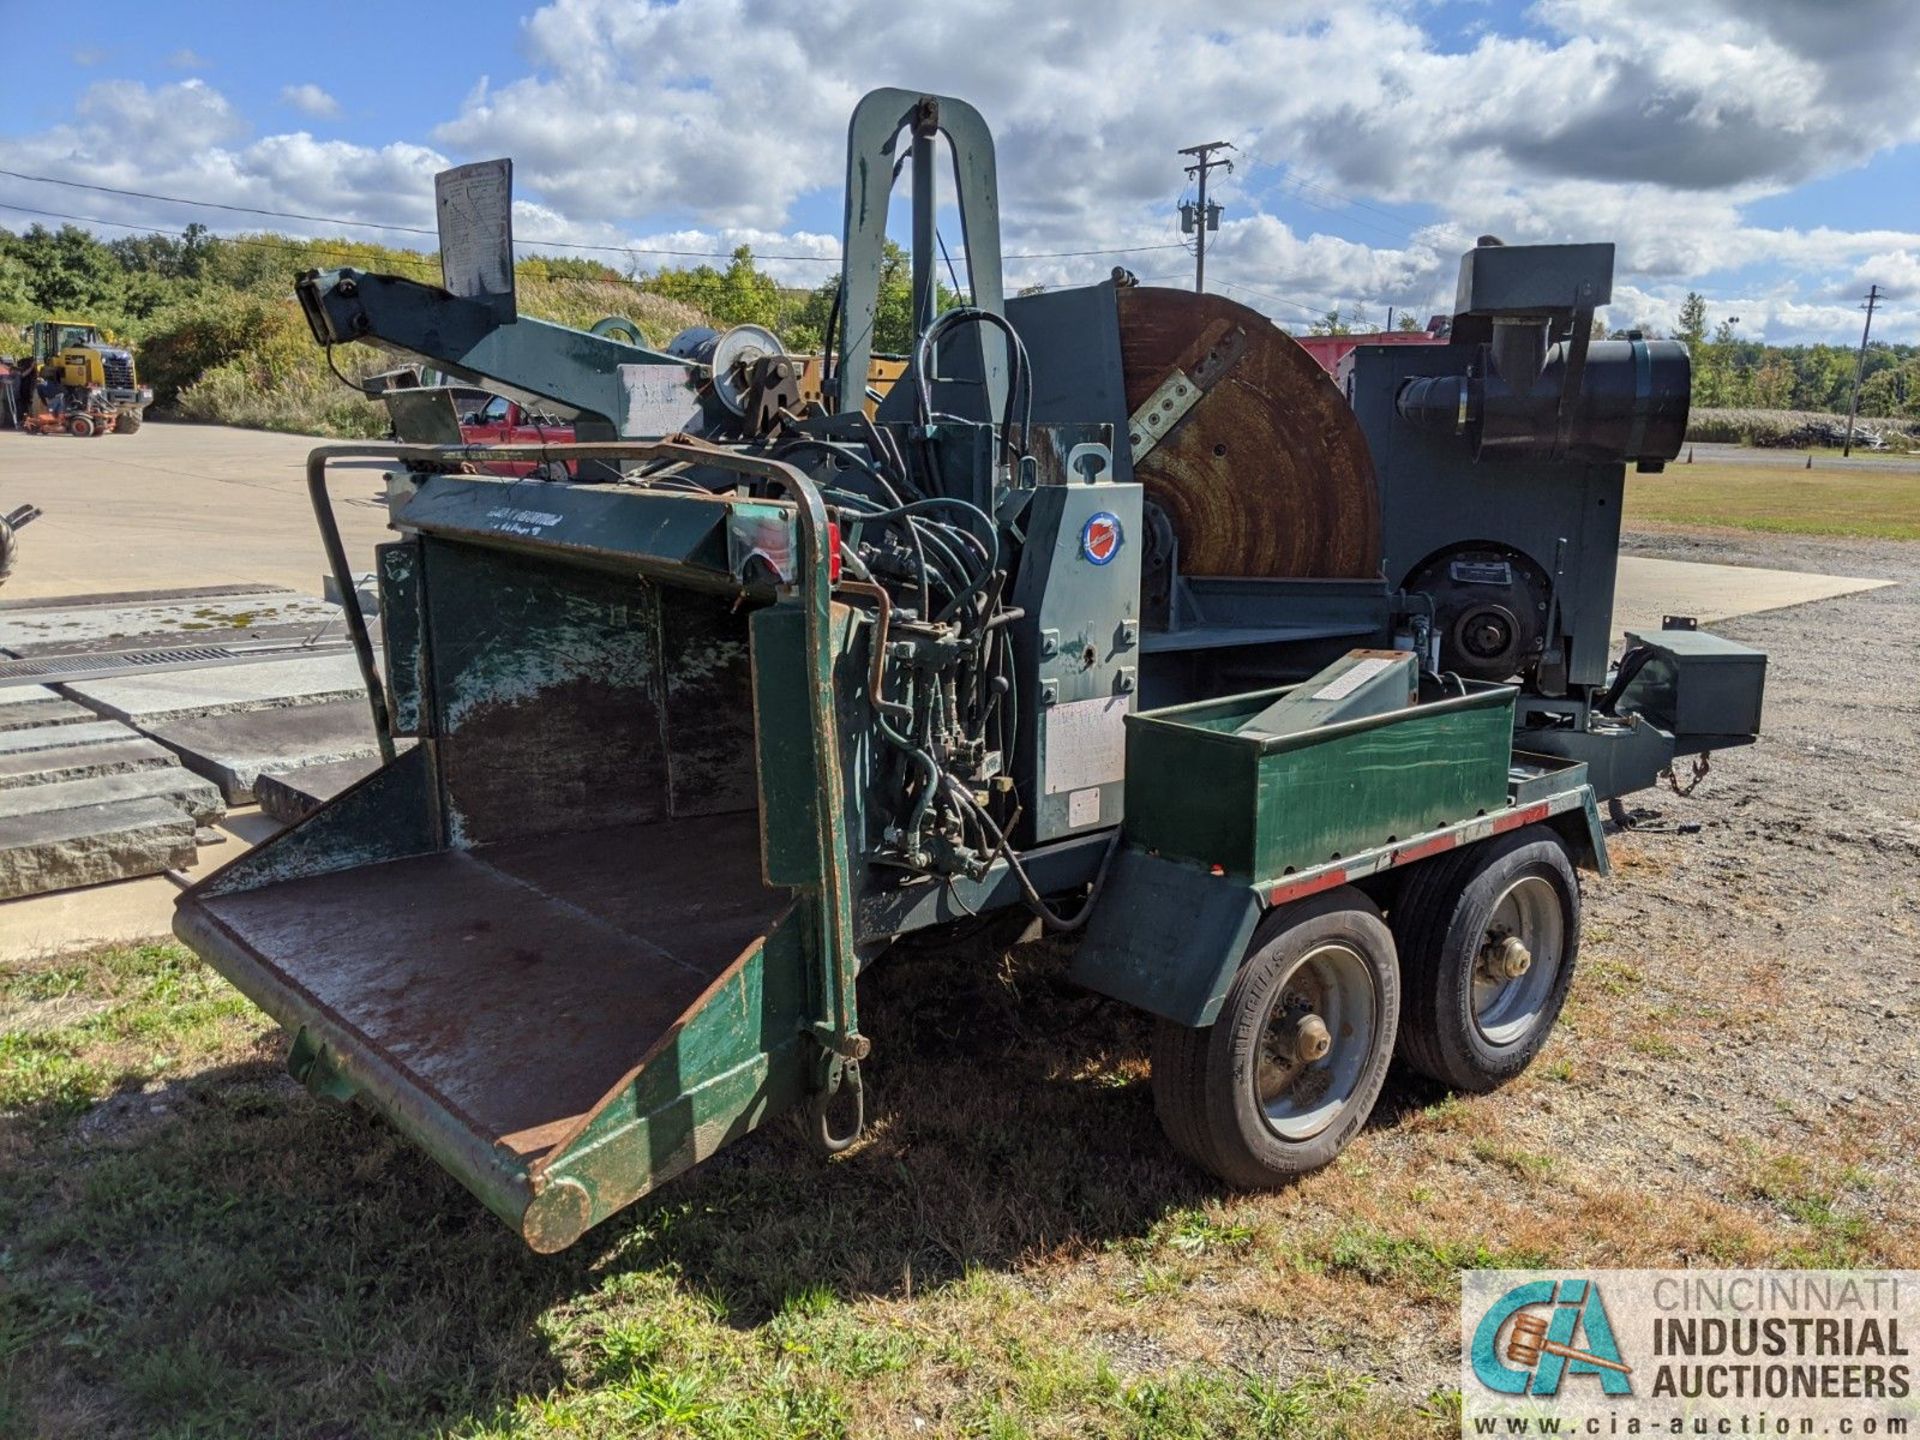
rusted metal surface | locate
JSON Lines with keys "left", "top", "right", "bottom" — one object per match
{"left": 196, "top": 811, "right": 781, "bottom": 1163}
{"left": 430, "top": 544, "right": 672, "bottom": 849}
{"left": 659, "top": 589, "right": 758, "bottom": 818}
{"left": 1115, "top": 287, "right": 1381, "bottom": 579}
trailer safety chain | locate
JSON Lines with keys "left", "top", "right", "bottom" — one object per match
{"left": 1666, "top": 752, "right": 1711, "bottom": 797}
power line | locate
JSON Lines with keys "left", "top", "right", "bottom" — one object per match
{"left": 0, "top": 199, "right": 443, "bottom": 276}
{"left": 1210, "top": 275, "right": 1332, "bottom": 322}
{"left": 0, "top": 166, "right": 1188, "bottom": 266}
{"left": 0, "top": 167, "right": 440, "bottom": 236}
{"left": 0, "top": 168, "right": 841, "bottom": 263}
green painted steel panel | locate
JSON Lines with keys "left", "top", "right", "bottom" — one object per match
{"left": 753, "top": 604, "right": 824, "bottom": 887}
{"left": 533, "top": 921, "right": 813, "bottom": 1250}
{"left": 1070, "top": 846, "right": 1262, "bottom": 1025}
{"left": 1124, "top": 682, "right": 1516, "bottom": 880}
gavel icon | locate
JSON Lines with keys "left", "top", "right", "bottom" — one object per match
{"left": 1506, "top": 1312, "right": 1633, "bottom": 1375}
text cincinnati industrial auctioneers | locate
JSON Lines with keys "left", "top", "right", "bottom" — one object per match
{"left": 1462, "top": 1271, "right": 1920, "bottom": 1436}
{"left": 1647, "top": 1275, "right": 1910, "bottom": 1403}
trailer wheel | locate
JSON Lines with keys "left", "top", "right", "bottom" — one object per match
{"left": 1152, "top": 887, "right": 1400, "bottom": 1187}
{"left": 1391, "top": 825, "right": 1579, "bottom": 1093}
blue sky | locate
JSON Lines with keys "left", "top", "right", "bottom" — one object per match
{"left": 4, "top": 0, "right": 1916, "bottom": 344}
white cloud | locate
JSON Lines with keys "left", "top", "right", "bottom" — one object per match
{"left": 421, "top": 0, "right": 1920, "bottom": 337}
{"left": 4, "top": 79, "right": 443, "bottom": 238}
{"left": 165, "top": 48, "right": 212, "bottom": 71}
{"left": 6, "top": 5, "right": 1918, "bottom": 344}
{"left": 281, "top": 84, "right": 341, "bottom": 120}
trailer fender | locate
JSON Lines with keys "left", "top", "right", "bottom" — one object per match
{"left": 1549, "top": 786, "right": 1611, "bottom": 877}
{"left": 1070, "top": 845, "right": 1261, "bottom": 1027}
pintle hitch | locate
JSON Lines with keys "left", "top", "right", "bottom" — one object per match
{"left": 808, "top": 1023, "right": 871, "bottom": 1154}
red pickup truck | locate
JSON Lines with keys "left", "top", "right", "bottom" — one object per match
{"left": 455, "top": 391, "right": 577, "bottom": 478}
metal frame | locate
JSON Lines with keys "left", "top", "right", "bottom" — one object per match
{"left": 836, "top": 90, "right": 1007, "bottom": 420}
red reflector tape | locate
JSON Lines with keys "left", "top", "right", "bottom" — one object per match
{"left": 826, "top": 520, "right": 842, "bottom": 582}
{"left": 1491, "top": 801, "right": 1552, "bottom": 834}
{"left": 1268, "top": 868, "right": 1347, "bottom": 907}
{"left": 1391, "top": 833, "right": 1458, "bottom": 865}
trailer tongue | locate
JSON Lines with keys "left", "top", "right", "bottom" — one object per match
{"left": 175, "top": 89, "right": 1763, "bottom": 1250}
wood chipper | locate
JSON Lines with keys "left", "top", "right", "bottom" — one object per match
{"left": 176, "top": 90, "right": 1768, "bottom": 1251}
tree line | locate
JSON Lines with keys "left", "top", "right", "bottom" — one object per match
{"left": 1, "top": 222, "right": 1908, "bottom": 421}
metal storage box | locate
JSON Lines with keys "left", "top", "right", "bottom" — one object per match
{"left": 1121, "top": 681, "right": 1517, "bottom": 880}
{"left": 1619, "top": 628, "right": 1767, "bottom": 739}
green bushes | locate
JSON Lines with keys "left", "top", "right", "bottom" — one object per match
{"left": 139, "top": 272, "right": 710, "bottom": 439}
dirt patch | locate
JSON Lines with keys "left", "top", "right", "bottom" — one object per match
{"left": 0, "top": 995, "right": 115, "bottom": 1037}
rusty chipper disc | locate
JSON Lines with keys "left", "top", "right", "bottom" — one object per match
{"left": 1116, "top": 287, "right": 1381, "bottom": 579}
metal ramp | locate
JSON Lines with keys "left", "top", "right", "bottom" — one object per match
{"left": 185, "top": 814, "right": 784, "bottom": 1166}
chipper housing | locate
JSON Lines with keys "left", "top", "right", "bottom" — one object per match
{"left": 177, "top": 88, "right": 1765, "bottom": 1251}
{"left": 177, "top": 445, "right": 863, "bottom": 1251}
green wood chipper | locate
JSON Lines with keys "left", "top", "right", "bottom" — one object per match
{"left": 175, "top": 89, "right": 1767, "bottom": 1251}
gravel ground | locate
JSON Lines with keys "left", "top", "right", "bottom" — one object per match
{"left": 1528, "top": 524, "right": 1919, "bottom": 1220}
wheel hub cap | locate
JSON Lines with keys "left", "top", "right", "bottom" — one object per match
{"left": 1255, "top": 943, "right": 1378, "bottom": 1142}
{"left": 1471, "top": 874, "right": 1564, "bottom": 1048}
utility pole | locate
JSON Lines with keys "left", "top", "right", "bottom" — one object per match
{"left": 1842, "top": 284, "right": 1881, "bottom": 458}
{"left": 1178, "top": 141, "right": 1234, "bottom": 294}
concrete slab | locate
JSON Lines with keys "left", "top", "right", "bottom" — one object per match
{"left": 0, "top": 737, "right": 177, "bottom": 790}
{"left": 0, "top": 719, "right": 144, "bottom": 757}
{"left": 146, "top": 699, "right": 382, "bottom": 804}
{"left": 61, "top": 652, "right": 369, "bottom": 725}
{"left": 0, "top": 805, "right": 281, "bottom": 955}
{"left": 0, "top": 588, "right": 344, "bottom": 658}
{"left": 254, "top": 754, "right": 386, "bottom": 824}
{"left": 0, "top": 797, "right": 196, "bottom": 901}
{"left": 0, "top": 583, "right": 288, "bottom": 613}
{"left": 0, "top": 767, "right": 225, "bottom": 825}
{"left": 0, "top": 699, "right": 96, "bottom": 732}
{"left": 0, "top": 683, "right": 62, "bottom": 704}
{"left": 1612, "top": 556, "right": 1895, "bottom": 642}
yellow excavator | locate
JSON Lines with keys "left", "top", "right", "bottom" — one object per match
{"left": 20, "top": 319, "right": 153, "bottom": 435}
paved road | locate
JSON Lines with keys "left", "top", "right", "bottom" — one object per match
{"left": 0, "top": 420, "right": 392, "bottom": 601}
{"left": 1687, "top": 440, "right": 1920, "bottom": 473}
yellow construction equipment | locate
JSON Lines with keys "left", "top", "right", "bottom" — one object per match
{"left": 22, "top": 320, "right": 153, "bottom": 434}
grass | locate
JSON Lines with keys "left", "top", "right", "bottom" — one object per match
{"left": 1625, "top": 459, "right": 1920, "bottom": 539}
{"left": 0, "top": 933, "right": 1910, "bottom": 1439}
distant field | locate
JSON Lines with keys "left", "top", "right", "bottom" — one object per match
{"left": 1626, "top": 460, "right": 1920, "bottom": 540}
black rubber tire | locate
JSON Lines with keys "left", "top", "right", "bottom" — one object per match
{"left": 67, "top": 413, "right": 95, "bottom": 438}
{"left": 1390, "top": 825, "right": 1580, "bottom": 1093}
{"left": 115, "top": 410, "right": 142, "bottom": 434}
{"left": 1152, "top": 887, "right": 1400, "bottom": 1188}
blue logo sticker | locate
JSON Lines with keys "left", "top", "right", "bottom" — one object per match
{"left": 1081, "top": 511, "right": 1123, "bottom": 566}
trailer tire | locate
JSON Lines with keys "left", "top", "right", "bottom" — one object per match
{"left": 1391, "top": 825, "right": 1579, "bottom": 1093}
{"left": 1152, "top": 887, "right": 1399, "bottom": 1188}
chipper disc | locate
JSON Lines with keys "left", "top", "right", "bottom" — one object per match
{"left": 1116, "top": 287, "right": 1381, "bottom": 578}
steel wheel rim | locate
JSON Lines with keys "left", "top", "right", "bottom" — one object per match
{"left": 1472, "top": 873, "right": 1564, "bottom": 1047}
{"left": 1253, "top": 941, "right": 1378, "bottom": 1142}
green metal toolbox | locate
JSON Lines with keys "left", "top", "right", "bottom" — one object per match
{"left": 1121, "top": 680, "right": 1517, "bottom": 879}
